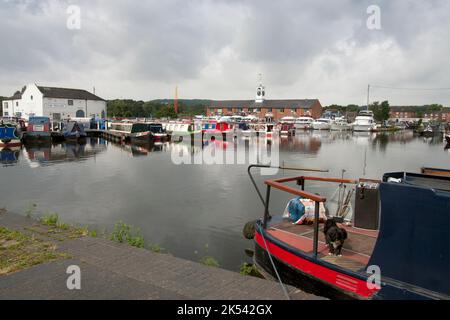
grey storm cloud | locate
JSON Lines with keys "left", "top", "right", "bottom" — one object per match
{"left": 0, "top": 0, "right": 449, "bottom": 105}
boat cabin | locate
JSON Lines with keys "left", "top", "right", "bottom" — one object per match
{"left": 110, "top": 122, "right": 150, "bottom": 134}
{"left": 28, "top": 117, "right": 51, "bottom": 133}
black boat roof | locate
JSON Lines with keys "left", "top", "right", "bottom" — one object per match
{"left": 383, "top": 171, "right": 450, "bottom": 194}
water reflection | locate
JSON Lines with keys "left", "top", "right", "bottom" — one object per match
{"left": 0, "top": 147, "right": 20, "bottom": 166}
{"left": 110, "top": 141, "right": 170, "bottom": 156}
{"left": 23, "top": 138, "right": 107, "bottom": 167}
{"left": 280, "top": 133, "right": 322, "bottom": 154}
{"left": 1, "top": 131, "right": 449, "bottom": 272}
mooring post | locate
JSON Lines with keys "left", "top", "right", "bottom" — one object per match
{"left": 263, "top": 186, "right": 271, "bottom": 229}
{"left": 313, "top": 201, "right": 320, "bottom": 259}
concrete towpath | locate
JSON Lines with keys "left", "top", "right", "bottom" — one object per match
{"left": 0, "top": 210, "right": 321, "bottom": 300}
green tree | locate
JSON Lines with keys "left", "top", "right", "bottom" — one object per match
{"left": 369, "top": 100, "right": 390, "bottom": 122}
{"left": 380, "top": 100, "right": 390, "bottom": 122}
{"left": 155, "top": 105, "right": 177, "bottom": 119}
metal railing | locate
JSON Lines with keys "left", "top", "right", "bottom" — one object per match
{"left": 248, "top": 165, "right": 357, "bottom": 259}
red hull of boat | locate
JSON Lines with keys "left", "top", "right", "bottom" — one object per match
{"left": 254, "top": 229, "right": 380, "bottom": 300}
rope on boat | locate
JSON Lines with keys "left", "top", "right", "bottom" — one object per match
{"left": 257, "top": 223, "right": 291, "bottom": 300}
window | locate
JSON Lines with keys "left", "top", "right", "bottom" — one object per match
{"left": 68, "top": 100, "right": 74, "bottom": 106}
{"left": 267, "top": 108, "right": 272, "bottom": 112}
{"left": 292, "top": 108, "right": 297, "bottom": 112}
{"left": 30, "top": 95, "right": 33, "bottom": 100}
{"left": 16, "top": 101, "right": 18, "bottom": 107}
{"left": 4, "top": 112, "right": 8, "bottom": 116}
{"left": 3, "top": 102, "right": 7, "bottom": 108}
{"left": 279, "top": 108, "right": 285, "bottom": 113}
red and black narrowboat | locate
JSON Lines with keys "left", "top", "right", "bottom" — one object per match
{"left": 248, "top": 165, "right": 450, "bottom": 300}
{"left": 147, "top": 123, "right": 168, "bottom": 142}
{"left": 23, "top": 117, "right": 52, "bottom": 143}
{"left": 202, "top": 120, "right": 234, "bottom": 141}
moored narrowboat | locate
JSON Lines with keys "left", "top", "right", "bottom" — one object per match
{"left": 248, "top": 165, "right": 450, "bottom": 300}
{"left": 109, "top": 122, "right": 153, "bottom": 144}
{"left": 202, "top": 120, "right": 234, "bottom": 140}
{"left": 165, "top": 121, "right": 202, "bottom": 142}
{"left": 23, "top": 117, "right": 52, "bottom": 143}
{"left": 147, "top": 123, "right": 168, "bottom": 142}
{"left": 0, "top": 122, "right": 22, "bottom": 148}
{"left": 61, "top": 120, "right": 87, "bottom": 143}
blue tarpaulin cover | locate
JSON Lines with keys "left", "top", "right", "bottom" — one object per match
{"left": 285, "top": 197, "right": 305, "bottom": 223}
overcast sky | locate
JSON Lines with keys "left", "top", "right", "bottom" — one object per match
{"left": 1, "top": 0, "right": 450, "bottom": 106}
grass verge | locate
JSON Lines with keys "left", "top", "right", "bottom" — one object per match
{"left": 0, "top": 226, "right": 69, "bottom": 275}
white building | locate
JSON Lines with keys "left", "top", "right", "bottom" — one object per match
{"left": 2, "top": 84, "right": 107, "bottom": 120}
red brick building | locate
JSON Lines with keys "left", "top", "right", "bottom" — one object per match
{"left": 206, "top": 99, "right": 323, "bottom": 120}
{"left": 389, "top": 106, "right": 418, "bottom": 120}
{"left": 206, "top": 82, "right": 322, "bottom": 120}
{"left": 390, "top": 106, "right": 450, "bottom": 122}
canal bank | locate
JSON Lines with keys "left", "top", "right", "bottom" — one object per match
{"left": 0, "top": 210, "right": 319, "bottom": 300}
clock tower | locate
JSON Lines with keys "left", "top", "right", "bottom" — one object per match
{"left": 255, "top": 73, "right": 266, "bottom": 103}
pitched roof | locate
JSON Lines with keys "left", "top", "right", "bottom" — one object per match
{"left": 37, "top": 86, "right": 105, "bottom": 101}
{"left": 209, "top": 99, "right": 320, "bottom": 109}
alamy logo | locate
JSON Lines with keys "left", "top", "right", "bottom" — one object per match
{"left": 66, "top": 265, "right": 81, "bottom": 290}
{"left": 366, "top": 265, "right": 381, "bottom": 290}
{"left": 366, "top": 5, "right": 381, "bottom": 30}
{"left": 170, "top": 133, "right": 280, "bottom": 175}
{"left": 67, "top": 5, "right": 81, "bottom": 30}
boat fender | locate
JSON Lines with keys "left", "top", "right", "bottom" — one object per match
{"left": 243, "top": 220, "right": 257, "bottom": 240}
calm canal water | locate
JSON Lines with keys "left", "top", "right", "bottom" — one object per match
{"left": 0, "top": 131, "right": 449, "bottom": 271}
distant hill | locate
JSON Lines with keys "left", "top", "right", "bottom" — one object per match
{"left": 106, "top": 98, "right": 208, "bottom": 118}
{"left": 152, "top": 99, "right": 212, "bottom": 107}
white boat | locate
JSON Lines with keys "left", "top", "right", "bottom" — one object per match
{"left": 330, "top": 118, "right": 352, "bottom": 131}
{"left": 352, "top": 110, "right": 376, "bottom": 132}
{"left": 280, "top": 116, "right": 296, "bottom": 124}
{"left": 312, "top": 118, "right": 332, "bottom": 130}
{"left": 165, "top": 121, "right": 202, "bottom": 137}
{"left": 242, "top": 115, "right": 258, "bottom": 122}
{"left": 294, "top": 117, "right": 314, "bottom": 130}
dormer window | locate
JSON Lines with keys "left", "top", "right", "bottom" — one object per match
{"left": 68, "top": 100, "right": 74, "bottom": 106}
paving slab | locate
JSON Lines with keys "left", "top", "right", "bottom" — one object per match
{"left": 0, "top": 211, "right": 322, "bottom": 300}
